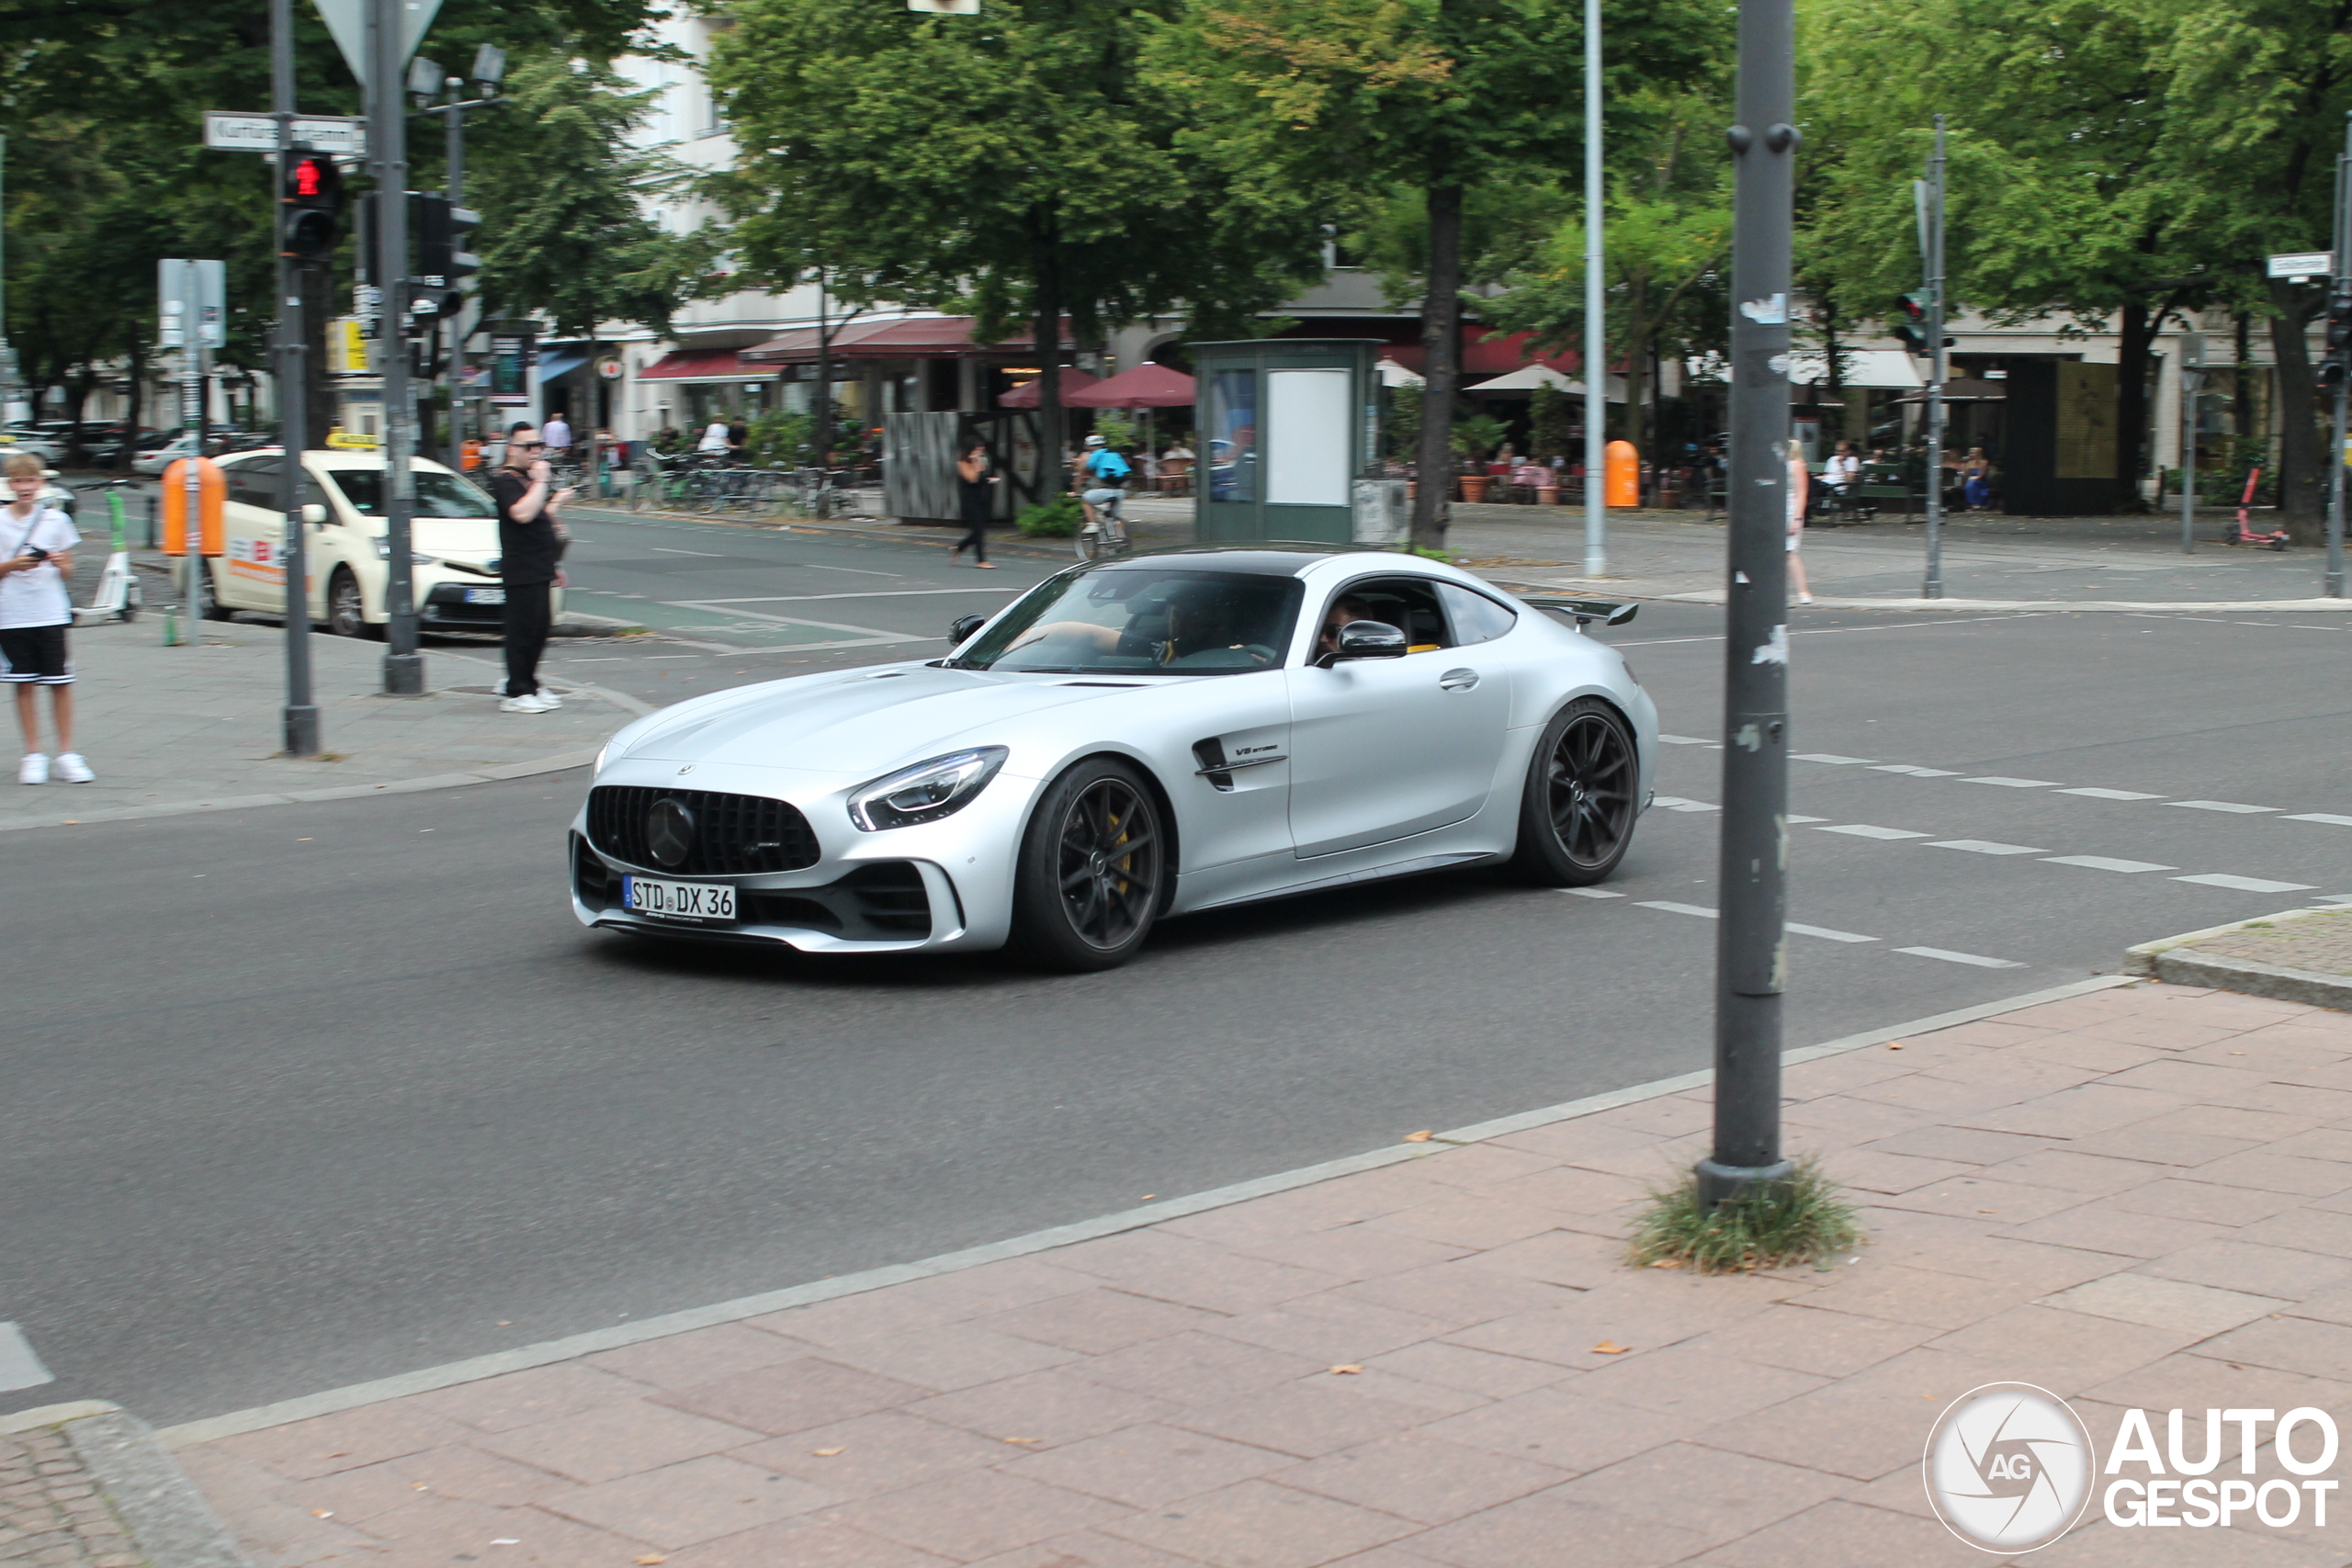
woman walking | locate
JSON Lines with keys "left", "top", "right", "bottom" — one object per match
{"left": 950, "top": 438, "right": 997, "bottom": 568}
{"left": 1787, "top": 446, "right": 1814, "bottom": 604}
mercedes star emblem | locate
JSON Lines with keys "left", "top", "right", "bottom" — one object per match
{"left": 646, "top": 798, "right": 695, "bottom": 869}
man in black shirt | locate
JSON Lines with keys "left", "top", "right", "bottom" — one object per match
{"left": 489, "top": 422, "right": 571, "bottom": 712}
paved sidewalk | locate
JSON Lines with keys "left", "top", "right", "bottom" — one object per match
{"left": 0, "top": 1422, "right": 141, "bottom": 1566}
{"left": 165, "top": 978, "right": 2352, "bottom": 1567}
{"left": 0, "top": 621, "right": 645, "bottom": 834}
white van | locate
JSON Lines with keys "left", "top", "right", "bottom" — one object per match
{"left": 205, "top": 449, "right": 563, "bottom": 637}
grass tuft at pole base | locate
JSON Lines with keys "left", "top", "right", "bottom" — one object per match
{"left": 1626, "top": 1156, "right": 1860, "bottom": 1275}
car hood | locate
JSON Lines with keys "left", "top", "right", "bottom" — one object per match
{"left": 614, "top": 664, "right": 1176, "bottom": 778}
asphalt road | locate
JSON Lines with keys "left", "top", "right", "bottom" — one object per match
{"left": 6, "top": 514, "right": 2350, "bottom": 1427}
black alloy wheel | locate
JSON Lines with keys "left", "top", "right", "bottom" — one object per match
{"left": 326, "top": 567, "right": 381, "bottom": 640}
{"left": 1505, "top": 696, "right": 1638, "bottom": 886}
{"left": 1011, "top": 758, "right": 1167, "bottom": 971}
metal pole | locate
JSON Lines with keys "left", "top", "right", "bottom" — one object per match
{"left": 442, "top": 95, "right": 464, "bottom": 470}
{"left": 2181, "top": 362, "right": 2199, "bottom": 555}
{"left": 1697, "top": 0, "right": 1796, "bottom": 1211}
{"left": 370, "top": 0, "right": 424, "bottom": 692}
{"left": 1582, "top": 0, "right": 1606, "bottom": 578}
{"left": 2328, "top": 123, "right": 2350, "bottom": 599}
{"left": 180, "top": 342, "right": 202, "bottom": 645}
{"left": 274, "top": 0, "right": 321, "bottom": 754}
{"left": 1921, "top": 114, "right": 1947, "bottom": 599}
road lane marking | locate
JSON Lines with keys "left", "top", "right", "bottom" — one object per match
{"left": 2058, "top": 787, "right": 2164, "bottom": 800}
{"left": 1927, "top": 840, "right": 2049, "bottom": 855}
{"left": 649, "top": 547, "right": 725, "bottom": 557}
{"left": 1787, "top": 815, "right": 1830, "bottom": 824}
{"left": 1871, "top": 764, "right": 1961, "bottom": 776}
{"left": 1792, "top": 753, "right": 1878, "bottom": 764}
{"left": 1897, "top": 946, "right": 2026, "bottom": 969}
{"left": 685, "top": 589, "right": 1025, "bottom": 603}
{"left": 1962, "top": 776, "right": 2061, "bottom": 788}
{"left": 1789, "top": 922, "right": 1878, "bottom": 942}
{"left": 1815, "top": 824, "right": 1931, "bottom": 840}
{"left": 0, "top": 1323, "right": 54, "bottom": 1393}
{"left": 1562, "top": 888, "right": 1625, "bottom": 898}
{"left": 1653, "top": 796, "right": 1720, "bottom": 813}
{"left": 2169, "top": 800, "right": 2280, "bottom": 814}
{"left": 1657, "top": 733, "right": 1713, "bottom": 745}
{"left": 2041, "top": 855, "right": 2177, "bottom": 874}
{"left": 2288, "top": 814, "right": 2352, "bottom": 827}
{"left": 2172, "top": 873, "right": 2318, "bottom": 893}
{"left": 1637, "top": 900, "right": 1719, "bottom": 918}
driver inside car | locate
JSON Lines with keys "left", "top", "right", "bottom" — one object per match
{"left": 1315, "top": 595, "right": 1377, "bottom": 659}
{"left": 1008, "top": 581, "right": 1280, "bottom": 668}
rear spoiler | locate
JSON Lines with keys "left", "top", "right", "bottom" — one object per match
{"left": 1521, "top": 596, "right": 1638, "bottom": 628}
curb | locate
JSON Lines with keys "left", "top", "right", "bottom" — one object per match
{"left": 4, "top": 1402, "right": 254, "bottom": 1567}
{"left": 1492, "top": 581, "right": 2352, "bottom": 614}
{"left": 155, "top": 972, "right": 2133, "bottom": 1450}
{"left": 0, "top": 650, "right": 650, "bottom": 835}
{"left": 2125, "top": 906, "right": 2352, "bottom": 1010}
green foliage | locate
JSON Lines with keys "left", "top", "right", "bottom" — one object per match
{"left": 744, "top": 411, "right": 814, "bottom": 468}
{"left": 1399, "top": 544, "right": 1458, "bottom": 562}
{"left": 469, "top": 50, "right": 715, "bottom": 338}
{"left": 1628, "top": 1158, "right": 1860, "bottom": 1275}
{"left": 1384, "top": 384, "right": 1424, "bottom": 461}
{"left": 1092, "top": 413, "right": 1141, "bottom": 452}
{"left": 1528, "top": 381, "right": 1577, "bottom": 461}
{"left": 1452, "top": 413, "right": 1510, "bottom": 460}
{"left": 1015, "top": 494, "right": 1086, "bottom": 537}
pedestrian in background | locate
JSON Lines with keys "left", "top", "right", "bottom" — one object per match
{"left": 541, "top": 411, "right": 573, "bottom": 457}
{"left": 1787, "top": 444, "right": 1814, "bottom": 605}
{"left": 490, "top": 423, "right": 571, "bottom": 714}
{"left": 1, "top": 452, "right": 93, "bottom": 783}
{"left": 950, "top": 438, "right": 998, "bottom": 569}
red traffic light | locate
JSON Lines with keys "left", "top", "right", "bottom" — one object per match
{"left": 295, "top": 158, "right": 325, "bottom": 197}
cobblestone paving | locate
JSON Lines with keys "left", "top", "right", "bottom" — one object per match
{"left": 2192, "top": 907, "right": 2352, "bottom": 976}
{"left": 0, "top": 1427, "right": 142, "bottom": 1567}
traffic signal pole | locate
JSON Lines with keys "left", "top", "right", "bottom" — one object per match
{"left": 368, "top": 0, "right": 424, "bottom": 694}
{"left": 1582, "top": 0, "right": 1605, "bottom": 579}
{"left": 273, "top": 0, "right": 322, "bottom": 755}
{"left": 1698, "top": 0, "right": 1796, "bottom": 1212}
{"left": 2328, "top": 117, "right": 2350, "bottom": 600}
{"left": 1921, "top": 116, "right": 1947, "bottom": 601}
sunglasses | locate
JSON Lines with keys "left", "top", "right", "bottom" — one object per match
{"left": 514, "top": 441, "right": 547, "bottom": 450}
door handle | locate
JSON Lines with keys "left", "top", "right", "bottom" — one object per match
{"left": 1439, "top": 668, "right": 1480, "bottom": 691}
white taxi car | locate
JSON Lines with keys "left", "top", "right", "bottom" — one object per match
{"left": 204, "top": 448, "right": 560, "bottom": 637}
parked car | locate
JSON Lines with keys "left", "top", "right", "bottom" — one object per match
{"left": 132, "top": 434, "right": 201, "bottom": 476}
{"left": 570, "top": 548, "right": 1656, "bottom": 969}
{"left": 1, "top": 429, "right": 64, "bottom": 463}
{"left": 202, "top": 447, "right": 560, "bottom": 637}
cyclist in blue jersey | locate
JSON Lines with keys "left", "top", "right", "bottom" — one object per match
{"left": 1076, "top": 433, "right": 1131, "bottom": 536}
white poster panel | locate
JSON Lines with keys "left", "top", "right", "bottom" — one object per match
{"left": 1265, "top": 369, "right": 1351, "bottom": 506}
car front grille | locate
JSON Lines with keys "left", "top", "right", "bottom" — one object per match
{"left": 586, "top": 785, "right": 821, "bottom": 874}
{"left": 739, "top": 863, "right": 933, "bottom": 941}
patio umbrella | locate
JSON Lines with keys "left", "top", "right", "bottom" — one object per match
{"left": 998, "top": 367, "right": 1102, "bottom": 407}
{"left": 1067, "top": 364, "right": 1196, "bottom": 408}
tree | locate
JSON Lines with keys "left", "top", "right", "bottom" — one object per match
{"left": 468, "top": 50, "right": 712, "bottom": 339}
{"left": 707, "top": 0, "right": 1329, "bottom": 498}
{"left": 1170, "top": 0, "right": 1718, "bottom": 547}
{"left": 1484, "top": 93, "right": 1732, "bottom": 459}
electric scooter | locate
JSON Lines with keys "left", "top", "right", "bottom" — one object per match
{"left": 2223, "top": 467, "right": 2289, "bottom": 550}
{"left": 70, "top": 479, "right": 144, "bottom": 623}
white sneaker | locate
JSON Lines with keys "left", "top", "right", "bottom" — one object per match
{"left": 17, "top": 753, "right": 47, "bottom": 784}
{"left": 52, "top": 753, "right": 94, "bottom": 784}
{"left": 492, "top": 678, "right": 507, "bottom": 696}
{"left": 500, "top": 693, "right": 558, "bottom": 714}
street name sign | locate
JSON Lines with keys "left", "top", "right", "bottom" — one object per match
{"left": 203, "top": 112, "right": 368, "bottom": 155}
{"left": 2268, "top": 252, "right": 2334, "bottom": 280}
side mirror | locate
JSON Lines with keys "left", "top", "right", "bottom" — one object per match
{"left": 301, "top": 503, "right": 328, "bottom": 526}
{"left": 1316, "top": 619, "right": 1408, "bottom": 668}
{"left": 948, "top": 613, "right": 988, "bottom": 646}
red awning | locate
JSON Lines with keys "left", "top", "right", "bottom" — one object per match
{"left": 637, "top": 348, "right": 753, "bottom": 381}
{"left": 1068, "top": 364, "right": 1196, "bottom": 408}
{"left": 741, "top": 316, "right": 1076, "bottom": 364}
{"left": 998, "top": 368, "right": 1102, "bottom": 407}
{"left": 1380, "top": 328, "right": 1582, "bottom": 377}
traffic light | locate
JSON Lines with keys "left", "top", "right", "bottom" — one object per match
{"left": 1892, "top": 291, "right": 1929, "bottom": 353}
{"left": 412, "top": 194, "right": 481, "bottom": 321}
{"left": 282, "top": 152, "right": 343, "bottom": 260}
{"left": 2324, "top": 288, "right": 2352, "bottom": 387}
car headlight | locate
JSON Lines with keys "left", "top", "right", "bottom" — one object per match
{"left": 594, "top": 739, "right": 613, "bottom": 773}
{"left": 848, "top": 747, "right": 1009, "bottom": 831}
{"left": 371, "top": 537, "right": 435, "bottom": 564}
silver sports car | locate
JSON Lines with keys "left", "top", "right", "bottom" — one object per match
{"left": 571, "top": 546, "right": 1658, "bottom": 970}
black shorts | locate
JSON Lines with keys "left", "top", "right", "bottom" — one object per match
{"left": 0, "top": 623, "right": 72, "bottom": 684}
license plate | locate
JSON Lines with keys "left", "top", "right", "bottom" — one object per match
{"left": 464, "top": 587, "right": 506, "bottom": 604}
{"left": 623, "top": 875, "right": 735, "bottom": 920}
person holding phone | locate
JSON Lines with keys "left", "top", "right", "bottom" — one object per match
{"left": 490, "top": 423, "right": 572, "bottom": 713}
{"left": 0, "top": 452, "right": 91, "bottom": 783}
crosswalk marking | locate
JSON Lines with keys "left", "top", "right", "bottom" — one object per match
{"left": 2041, "top": 855, "right": 2177, "bottom": 874}
{"left": 1927, "top": 840, "right": 2048, "bottom": 856}
{"left": 0, "top": 1323, "right": 53, "bottom": 1393}
{"left": 2173, "top": 873, "right": 2317, "bottom": 894}
{"left": 1816, "top": 824, "right": 1931, "bottom": 840}
{"left": 1897, "top": 946, "right": 2026, "bottom": 969}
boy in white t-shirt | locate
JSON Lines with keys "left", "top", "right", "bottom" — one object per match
{"left": 0, "top": 452, "right": 92, "bottom": 784}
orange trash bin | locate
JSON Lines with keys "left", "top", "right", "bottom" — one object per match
{"left": 1605, "top": 440, "right": 1640, "bottom": 508}
{"left": 159, "top": 457, "right": 227, "bottom": 556}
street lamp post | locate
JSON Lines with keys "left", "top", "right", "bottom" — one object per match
{"left": 368, "top": 0, "right": 424, "bottom": 694}
{"left": 2328, "top": 115, "right": 2350, "bottom": 600}
{"left": 1920, "top": 116, "right": 1947, "bottom": 600}
{"left": 1697, "top": 0, "right": 1797, "bottom": 1212}
{"left": 415, "top": 45, "right": 501, "bottom": 470}
{"left": 273, "top": 0, "right": 322, "bottom": 755}
{"left": 1581, "top": 0, "right": 1605, "bottom": 580}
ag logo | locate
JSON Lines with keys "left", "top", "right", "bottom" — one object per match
{"left": 645, "top": 797, "right": 695, "bottom": 869}
{"left": 1924, "top": 1382, "right": 2095, "bottom": 1553}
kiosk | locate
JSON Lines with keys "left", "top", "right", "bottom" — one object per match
{"left": 1190, "top": 339, "right": 1388, "bottom": 546}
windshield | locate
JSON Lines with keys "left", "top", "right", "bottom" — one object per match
{"left": 324, "top": 468, "right": 496, "bottom": 520}
{"left": 951, "top": 566, "right": 1303, "bottom": 675}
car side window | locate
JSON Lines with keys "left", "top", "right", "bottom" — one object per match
{"left": 1314, "top": 577, "right": 1452, "bottom": 660}
{"left": 224, "top": 459, "right": 281, "bottom": 511}
{"left": 1437, "top": 582, "right": 1518, "bottom": 646}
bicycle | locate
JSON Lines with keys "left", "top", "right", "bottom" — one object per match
{"left": 780, "top": 466, "right": 851, "bottom": 520}
{"left": 1075, "top": 487, "right": 1133, "bottom": 561}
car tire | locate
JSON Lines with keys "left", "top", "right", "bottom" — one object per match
{"left": 1009, "top": 756, "right": 1168, "bottom": 972}
{"left": 326, "top": 567, "right": 381, "bottom": 639}
{"left": 198, "top": 563, "right": 232, "bottom": 621}
{"left": 1504, "top": 696, "right": 1639, "bottom": 886}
